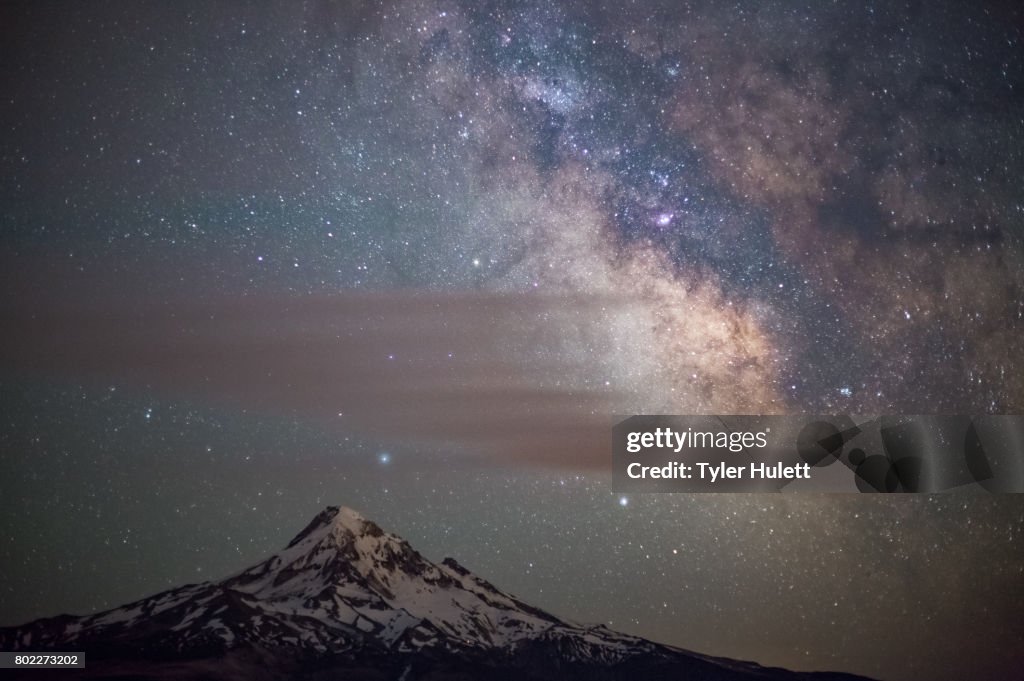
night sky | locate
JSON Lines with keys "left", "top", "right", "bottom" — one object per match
{"left": 1, "top": 2, "right": 1023, "bottom": 680}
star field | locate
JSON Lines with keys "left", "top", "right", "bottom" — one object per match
{"left": 1, "top": 2, "right": 1023, "bottom": 680}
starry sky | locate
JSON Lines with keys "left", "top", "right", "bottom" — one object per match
{"left": 1, "top": 1, "right": 1023, "bottom": 680}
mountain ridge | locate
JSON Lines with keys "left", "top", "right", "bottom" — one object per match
{"left": 0, "top": 506, "right": 875, "bottom": 681}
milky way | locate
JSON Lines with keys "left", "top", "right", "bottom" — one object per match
{"left": 1, "top": 2, "right": 1023, "bottom": 681}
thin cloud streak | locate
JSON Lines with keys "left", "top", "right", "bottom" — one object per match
{"left": 1, "top": 288, "right": 626, "bottom": 468}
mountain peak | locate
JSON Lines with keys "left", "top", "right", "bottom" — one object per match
{"left": 335, "top": 505, "right": 365, "bottom": 523}
{"left": 274, "top": 505, "right": 427, "bottom": 602}
{"left": 285, "top": 505, "right": 384, "bottom": 549}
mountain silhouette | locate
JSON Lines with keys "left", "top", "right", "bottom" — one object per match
{"left": 0, "top": 506, "right": 874, "bottom": 680}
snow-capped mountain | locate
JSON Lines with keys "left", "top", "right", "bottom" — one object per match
{"left": 0, "top": 506, "right": 873, "bottom": 680}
